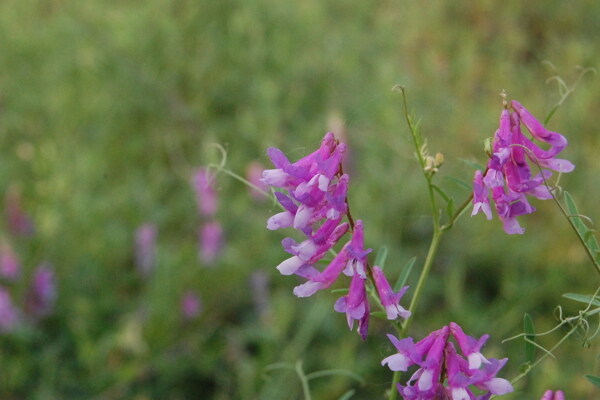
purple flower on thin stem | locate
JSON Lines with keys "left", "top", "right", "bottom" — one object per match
{"left": 264, "top": 133, "right": 410, "bottom": 338}
{"left": 135, "top": 223, "right": 157, "bottom": 277}
{"left": 193, "top": 168, "right": 218, "bottom": 217}
{"left": 4, "top": 188, "right": 35, "bottom": 237}
{"left": 334, "top": 273, "right": 369, "bottom": 340}
{"left": 473, "top": 99, "right": 574, "bottom": 234}
{"left": 541, "top": 390, "right": 565, "bottom": 400}
{"left": 25, "top": 263, "right": 56, "bottom": 318}
{"left": 199, "top": 221, "right": 223, "bottom": 265}
{"left": 181, "top": 290, "right": 202, "bottom": 320}
{"left": 0, "top": 287, "right": 19, "bottom": 332}
{"left": 383, "top": 322, "right": 513, "bottom": 399}
{"left": 0, "top": 243, "right": 21, "bottom": 281}
{"left": 372, "top": 266, "right": 410, "bottom": 320}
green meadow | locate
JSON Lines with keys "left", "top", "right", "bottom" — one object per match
{"left": 0, "top": 1, "right": 599, "bottom": 398}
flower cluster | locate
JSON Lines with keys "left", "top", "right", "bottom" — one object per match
{"left": 472, "top": 100, "right": 574, "bottom": 234}
{"left": 262, "top": 133, "right": 410, "bottom": 339}
{"left": 382, "top": 322, "right": 513, "bottom": 399}
{"left": 135, "top": 223, "right": 158, "bottom": 277}
{"left": 541, "top": 390, "right": 565, "bottom": 400}
{"left": 0, "top": 259, "right": 55, "bottom": 332}
{"left": 193, "top": 168, "right": 223, "bottom": 265}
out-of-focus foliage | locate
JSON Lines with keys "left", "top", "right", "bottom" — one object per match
{"left": 0, "top": 0, "right": 599, "bottom": 399}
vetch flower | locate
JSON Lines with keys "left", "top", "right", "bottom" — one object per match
{"left": 372, "top": 266, "right": 410, "bottom": 320}
{"left": 199, "top": 221, "right": 223, "bottom": 265}
{"left": 541, "top": 390, "right": 565, "bottom": 400}
{"left": 24, "top": 263, "right": 56, "bottom": 318}
{"left": 181, "top": 291, "right": 202, "bottom": 320}
{"left": 0, "top": 287, "right": 19, "bottom": 331}
{"left": 472, "top": 99, "right": 574, "bottom": 234}
{"left": 193, "top": 168, "right": 218, "bottom": 217}
{"left": 0, "top": 243, "right": 21, "bottom": 281}
{"left": 135, "top": 223, "right": 157, "bottom": 277}
{"left": 263, "top": 133, "right": 410, "bottom": 338}
{"left": 383, "top": 322, "right": 513, "bottom": 399}
{"left": 4, "top": 189, "right": 35, "bottom": 237}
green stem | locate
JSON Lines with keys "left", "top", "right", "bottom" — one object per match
{"left": 387, "top": 231, "right": 443, "bottom": 400}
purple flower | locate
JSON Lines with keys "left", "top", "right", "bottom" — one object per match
{"left": 541, "top": 390, "right": 565, "bottom": 400}
{"left": 383, "top": 322, "right": 513, "bottom": 399}
{"left": 135, "top": 223, "right": 157, "bottom": 277}
{"left": 193, "top": 168, "right": 218, "bottom": 217}
{"left": 199, "top": 221, "right": 223, "bottom": 265}
{"left": 264, "top": 133, "right": 410, "bottom": 338}
{"left": 472, "top": 100, "right": 574, "bottom": 234}
{"left": 0, "top": 287, "right": 19, "bottom": 332}
{"left": 181, "top": 291, "right": 202, "bottom": 320}
{"left": 334, "top": 273, "right": 369, "bottom": 339}
{"left": 4, "top": 189, "right": 35, "bottom": 237}
{"left": 246, "top": 161, "right": 269, "bottom": 201}
{"left": 372, "top": 266, "right": 410, "bottom": 320}
{"left": 0, "top": 243, "right": 21, "bottom": 281}
{"left": 25, "top": 263, "right": 56, "bottom": 318}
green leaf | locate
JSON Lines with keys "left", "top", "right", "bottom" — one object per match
{"left": 585, "top": 374, "right": 600, "bottom": 387}
{"left": 374, "top": 246, "right": 388, "bottom": 269}
{"left": 370, "top": 311, "right": 388, "bottom": 320}
{"left": 431, "top": 184, "right": 451, "bottom": 203}
{"left": 330, "top": 288, "right": 350, "bottom": 294}
{"left": 562, "top": 293, "right": 600, "bottom": 307}
{"left": 337, "top": 390, "right": 356, "bottom": 400}
{"left": 524, "top": 313, "right": 536, "bottom": 363}
{"left": 443, "top": 175, "right": 471, "bottom": 191}
{"left": 394, "top": 256, "right": 416, "bottom": 291}
{"left": 459, "top": 158, "right": 485, "bottom": 171}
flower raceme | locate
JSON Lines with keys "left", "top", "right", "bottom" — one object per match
{"left": 262, "top": 133, "right": 410, "bottom": 339}
{"left": 472, "top": 100, "right": 574, "bottom": 234}
{"left": 382, "top": 322, "right": 513, "bottom": 400}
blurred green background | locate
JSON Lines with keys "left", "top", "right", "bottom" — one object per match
{"left": 1, "top": 0, "right": 599, "bottom": 399}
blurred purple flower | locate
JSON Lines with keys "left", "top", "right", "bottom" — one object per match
{"left": 473, "top": 101, "right": 574, "bottom": 234}
{"left": 181, "top": 291, "right": 202, "bottom": 320}
{"left": 135, "top": 223, "right": 157, "bottom": 277}
{"left": 193, "top": 168, "right": 218, "bottom": 217}
{"left": 382, "top": 322, "right": 513, "bottom": 399}
{"left": 0, "top": 243, "right": 21, "bottom": 281}
{"left": 0, "top": 286, "right": 19, "bottom": 332}
{"left": 541, "top": 390, "right": 565, "bottom": 400}
{"left": 4, "top": 189, "right": 35, "bottom": 237}
{"left": 249, "top": 270, "right": 271, "bottom": 321}
{"left": 199, "top": 221, "right": 223, "bottom": 265}
{"left": 25, "top": 263, "right": 56, "bottom": 318}
{"left": 246, "top": 161, "right": 269, "bottom": 201}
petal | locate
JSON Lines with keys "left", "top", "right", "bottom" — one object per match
{"left": 276, "top": 256, "right": 305, "bottom": 275}
{"left": 484, "top": 378, "right": 513, "bottom": 395}
{"left": 381, "top": 353, "right": 412, "bottom": 372}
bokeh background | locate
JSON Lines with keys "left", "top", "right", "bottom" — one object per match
{"left": 1, "top": 0, "right": 599, "bottom": 399}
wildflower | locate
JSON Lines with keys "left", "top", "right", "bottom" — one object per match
{"left": 541, "top": 390, "right": 565, "bottom": 400}
{"left": 24, "top": 263, "right": 56, "bottom": 318}
{"left": 199, "top": 221, "right": 223, "bottom": 265}
{"left": 473, "top": 100, "right": 574, "bottom": 234}
{"left": 4, "top": 188, "right": 35, "bottom": 237}
{"left": 0, "top": 287, "right": 19, "bottom": 331}
{"left": 246, "top": 161, "right": 269, "bottom": 201}
{"left": 181, "top": 291, "right": 202, "bottom": 320}
{"left": 382, "top": 322, "right": 513, "bottom": 399}
{"left": 134, "top": 223, "right": 157, "bottom": 277}
{"left": 0, "top": 243, "right": 21, "bottom": 281}
{"left": 263, "top": 133, "right": 410, "bottom": 338}
{"left": 372, "top": 266, "right": 410, "bottom": 320}
{"left": 193, "top": 168, "right": 218, "bottom": 217}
